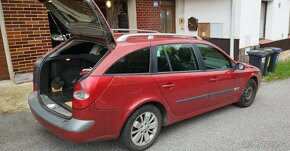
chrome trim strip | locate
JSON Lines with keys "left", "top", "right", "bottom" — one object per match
{"left": 208, "top": 89, "right": 234, "bottom": 97}
{"left": 176, "top": 94, "right": 208, "bottom": 104}
{"left": 175, "top": 87, "right": 240, "bottom": 104}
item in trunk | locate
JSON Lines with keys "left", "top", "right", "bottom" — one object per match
{"left": 51, "top": 77, "right": 64, "bottom": 92}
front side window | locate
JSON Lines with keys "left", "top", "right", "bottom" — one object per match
{"left": 156, "top": 44, "right": 198, "bottom": 72}
{"left": 197, "top": 44, "right": 232, "bottom": 70}
{"left": 106, "top": 48, "right": 150, "bottom": 74}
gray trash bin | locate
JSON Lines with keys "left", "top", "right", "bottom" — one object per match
{"left": 247, "top": 50, "right": 268, "bottom": 76}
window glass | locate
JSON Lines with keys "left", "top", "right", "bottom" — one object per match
{"left": 156, "top": 48, "right": 170, "bottom": 72}
{"left": 51, "top": 0, "right": 98, "bottom": 23}
{"left": 156, "top": 44, "right": 198, "bottom": 72}
{"left": 106, "top": 48, "right": 150, "bottom": 74}
{"left": 197, "top": 44, "right": 232, "bottom": 70}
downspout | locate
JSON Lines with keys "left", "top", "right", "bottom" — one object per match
{"left": 0, "top": 1, "right": 14, "bottom": 80}
{"left": 230, "top": 0, "right": 236, "bottom": 59}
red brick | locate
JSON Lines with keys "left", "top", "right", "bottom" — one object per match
{"left": 2, "top": 0, "right": 52, "bottom": 74}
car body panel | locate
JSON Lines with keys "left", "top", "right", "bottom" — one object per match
{"left": 205, "top": 69, "right": 243, "bottom": 107}
{"left": 151, "top": 72, "right": 210, "bottom": 116}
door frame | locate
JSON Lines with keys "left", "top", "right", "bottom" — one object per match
{"left": 160, "top": 0, "right": 176, "bottom": 33}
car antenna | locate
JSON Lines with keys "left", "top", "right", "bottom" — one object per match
{"left": 48, "top": 10, "right": 67, "bottom": 41}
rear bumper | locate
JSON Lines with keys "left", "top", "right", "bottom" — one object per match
{"left": 28, "top": 92, "right": 129, "bottom": 142}
{"left": 28, "top": 92, "right": 94, "bottom": 132}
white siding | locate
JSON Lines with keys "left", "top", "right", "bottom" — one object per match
{"left": 265, "top": 0, "right": 290, "bottom": 40}
{"left": 237, "top": 0, "right": 261, "bottom": 49}
{"left": 175, "top": 0, "right": 232, "bottom": 38}
{"left": 175, "top": 0, "right": 290, "bottom": 48}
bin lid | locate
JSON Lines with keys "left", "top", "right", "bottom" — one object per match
{"left": 271, "top": 47, "right": 282, "bottom": 53}
{"left": 262, "top": 48, "right": 273, "bottom": 54}
{"left": 247, "top": 50, "right": 268, "bottom": 57}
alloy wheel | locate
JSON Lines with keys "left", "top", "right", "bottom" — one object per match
{"left": 130, "top": 112, "right": 158, "bottom": 146}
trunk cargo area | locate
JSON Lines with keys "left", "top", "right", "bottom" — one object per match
{"left": 38, "top": 40, "right": 108, "bottom": 115}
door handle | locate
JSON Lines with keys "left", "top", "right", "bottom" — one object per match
{"left": 210, "top": 78, "right": 219, "bottom": 82}
{"left": 162, "top": 83, "right": 176, "bottom": 89}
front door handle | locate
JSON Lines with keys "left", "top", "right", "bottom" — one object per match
{"left": 162, "top": 83, "right": 176, "bottom": 89}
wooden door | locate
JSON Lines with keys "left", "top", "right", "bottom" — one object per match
{"left": 160, "top": 0, "right": 175, "bottom": 33}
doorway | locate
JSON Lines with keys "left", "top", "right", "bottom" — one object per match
{"left": 95, "top": 0, "right": 128, "bottom": 29}
{"left": 160, "top": 0, "right": 175, "bottom": 33}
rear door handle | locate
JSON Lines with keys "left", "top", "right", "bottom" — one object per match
{"left": 162, "top": 83, "right": 176, "bottom": 89}
{"left": 210, "top": 78, "right": 219, "bottom": 82}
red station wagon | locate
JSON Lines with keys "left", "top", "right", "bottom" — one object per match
{"left": 28, "top": 0, "right": 262, "bottom": 150}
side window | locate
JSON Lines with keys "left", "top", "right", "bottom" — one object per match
{"left": 156, "top": 44, "right": 199, "bottom": 72}
{"left": 156, "top": 48, "right": 170, "bottom": 72}
{"left": 106, "top": 48, "right": 150, "bottom": 74}
{"left": 197, "top": 44, "right": 232, "bottom": 70}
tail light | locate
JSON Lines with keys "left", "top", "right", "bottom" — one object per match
{"left": 33, "top": 65, "right": 38, "bottom": 91}
{"left": 33, "top": 58, "right": 43, "bottom": 91}
{"left": 72, "top": 76, "right": 112, "bottom": 110}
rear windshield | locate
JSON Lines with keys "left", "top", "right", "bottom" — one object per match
{"left": 49, "top": 0, "right": 99, "bottom": 24}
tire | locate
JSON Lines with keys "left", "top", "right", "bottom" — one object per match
{"left": 120, "top": 105, "right": 162, "bottom": 151}
{"left": 235, "top": 79, "right": 257, "bottom": 108}
{"left": 118, "top": 20, "right": 129, "bottom": 29}
{"left": 118, "top": 14, "right": 128, "bottom": 21}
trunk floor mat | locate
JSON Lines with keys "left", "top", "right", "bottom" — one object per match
{"left": 48, "top": 90, "right": 73, "bottom": 103}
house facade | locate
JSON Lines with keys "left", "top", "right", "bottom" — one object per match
{"left": 0, "top": 0, "right": 290, "bottom": 82}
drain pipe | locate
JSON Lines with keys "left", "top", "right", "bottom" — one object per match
{"left": 230, "top": 0, "right": 236, "bottom": 59}
{"left": 0, "top": 1, "right": 14, "bottom": 80}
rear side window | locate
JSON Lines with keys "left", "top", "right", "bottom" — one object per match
{"left": 106, "top": 48, "right": 150, "bottom": 74}
{"left": 156, "top": 44, "right": 199, "bottom": 72}
{"left": 197, "top": 44, "right": 232, "bottom": 70}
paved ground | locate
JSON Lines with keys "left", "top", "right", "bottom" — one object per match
{"left": 1, "top": 78, "right": 290, "bottom": 151}
{"left": 0, "top": 81, "right": 32, "bottom": 114}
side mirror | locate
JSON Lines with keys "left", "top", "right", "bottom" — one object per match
{"left": 236, "top": 63, "right": 245, "bottom": 70}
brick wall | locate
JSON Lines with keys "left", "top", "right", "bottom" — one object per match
{"left": 2, "top": 0, "right": 51, "bottom": 74}
{"left": 136, "top": 0, "right": 160, "bottom": 31}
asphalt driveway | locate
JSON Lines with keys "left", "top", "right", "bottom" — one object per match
{"left": 1, "top": 78, "right": 290, "bottom": 151}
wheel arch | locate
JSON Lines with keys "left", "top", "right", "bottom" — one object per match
{"left": 130, "top": 100, "right": 168, "bottom": 126}
{"left": 118, "top": 100, "right": 169, "bottom": 138}
{"left": 250, "top": 76, "right": 258, "bottom": 85}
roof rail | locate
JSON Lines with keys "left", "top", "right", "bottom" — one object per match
{"left": 111, "top": 29, "right": 159, "bottom": 33}
{"left": 116, "top": 33, "right": 203, "bottom": 42}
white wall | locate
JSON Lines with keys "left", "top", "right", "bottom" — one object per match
{"left": 176, "top": 0, "right": 232, "bottom": 38}
{"left": 265, "top": 0, "right": 290, "bottom": 40}
{"left": 237, "top": 0, "right": 261, "bottom": 49}
{"left": 127, "top": 0, "right": 137, "bottom": 29}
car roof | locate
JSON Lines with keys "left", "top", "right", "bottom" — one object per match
{"left": 114, "top": 36, "right": 215, "bottom": 50}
